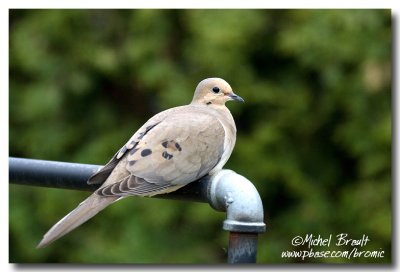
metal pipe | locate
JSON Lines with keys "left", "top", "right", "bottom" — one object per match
{"left": 9, "top": 157, "right": 209, "bottom": 203}
{"left": 207, "top": 169, "right": 266, "bottom": 263}
{"left": 228, "top": 232, "right": 258, "bottom": 264}
{"left": 9, "top": 157, "right": 266, "bottom": 263}
{"left": 9, "top": 157, "right": 101, "bottom": 191}
{"left": 208, "top": 169, "right": 266, "bottom": 233}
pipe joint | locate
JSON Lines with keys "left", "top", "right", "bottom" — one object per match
{"left": 208, "top": 170, "right": 266, "bottom": 233}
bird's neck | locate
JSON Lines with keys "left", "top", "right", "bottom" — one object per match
{"left": 211, "top": 104, "right": 237, "bottom": 135}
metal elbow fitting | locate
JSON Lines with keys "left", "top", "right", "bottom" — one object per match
{"left": 208, "top": 169, "right": 266, "bottom": 234}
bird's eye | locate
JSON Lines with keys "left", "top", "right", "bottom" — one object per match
{"left": 212, "top": 87, "right": 220, "bottom": 93}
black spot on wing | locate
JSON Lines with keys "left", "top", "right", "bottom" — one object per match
{"left": 141, "top": 149, "right": 152, "bottom": 157}
{"left": 161, "top": 140, "right": 182, "bottom": 152}
{"left": 175, "top": 142, "right": 182, "bottom": 152}
{"left": 129, "top": 160, "right": 136, "bottom": 166}
{"left": 162, "top": 151, "right": 173, "bottom": 160}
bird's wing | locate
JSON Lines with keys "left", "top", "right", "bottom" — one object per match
{"left": 92, "top": 106, "right": 227, "bottom": 197}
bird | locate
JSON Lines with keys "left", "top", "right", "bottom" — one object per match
{"left": 37, "top": 77, "right": 244, "bottom": 248}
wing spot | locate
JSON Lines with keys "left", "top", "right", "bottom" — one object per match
{"left": 162, "top": 151, "right": 173, "bottom": 160}
{"left": 175, "top": 142, "right": 182, "bottom": 152}
{"left": 141, "top": 149, "right": 152, "bottom": 157}
{"left": 161, "top": 141, "right": 168, "bottom": 148}
{"left": 129, "top": 160, "right": 137, "bottom": 166}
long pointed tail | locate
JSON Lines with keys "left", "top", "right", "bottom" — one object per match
{"left": 37, "top": 194, "right": 120, "bottom": 248}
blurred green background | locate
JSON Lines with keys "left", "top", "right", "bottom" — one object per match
{"left": 9, "top": 9, "right": 391, "bottom": 263}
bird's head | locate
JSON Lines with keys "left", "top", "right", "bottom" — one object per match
{"left": 191, "top": 78, "right": 244, "bottom": 106}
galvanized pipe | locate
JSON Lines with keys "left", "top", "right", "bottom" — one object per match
{"left": 9, "top": 157, "right": 266, "bottom": 263}
{"left": 207, "top": 169, "right": 266, "bottom": 234}
{"left": 228, "top": 232, "right": 259, "bottom": 264}
{"left": 207, "top": 169, "right": 266, "bottom": 263}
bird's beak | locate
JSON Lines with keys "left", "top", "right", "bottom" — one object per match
{"left": 228, "top": 92, "right": 245, "bottom": 103}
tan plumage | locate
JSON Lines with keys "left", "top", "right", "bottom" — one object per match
{"left": 37, "top": 77, "right": 244, "bottom": 248}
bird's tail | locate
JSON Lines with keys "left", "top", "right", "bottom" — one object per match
{"left": 37, "top": 194, "right": 120, "bottom": 248}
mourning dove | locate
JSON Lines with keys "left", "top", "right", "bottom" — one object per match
{"left": 37, "top": 77, "right": 244, "bottom": 248}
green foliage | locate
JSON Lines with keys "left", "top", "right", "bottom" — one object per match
{"left": 9, "top": 9, "right": 391, "bottom": 263}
